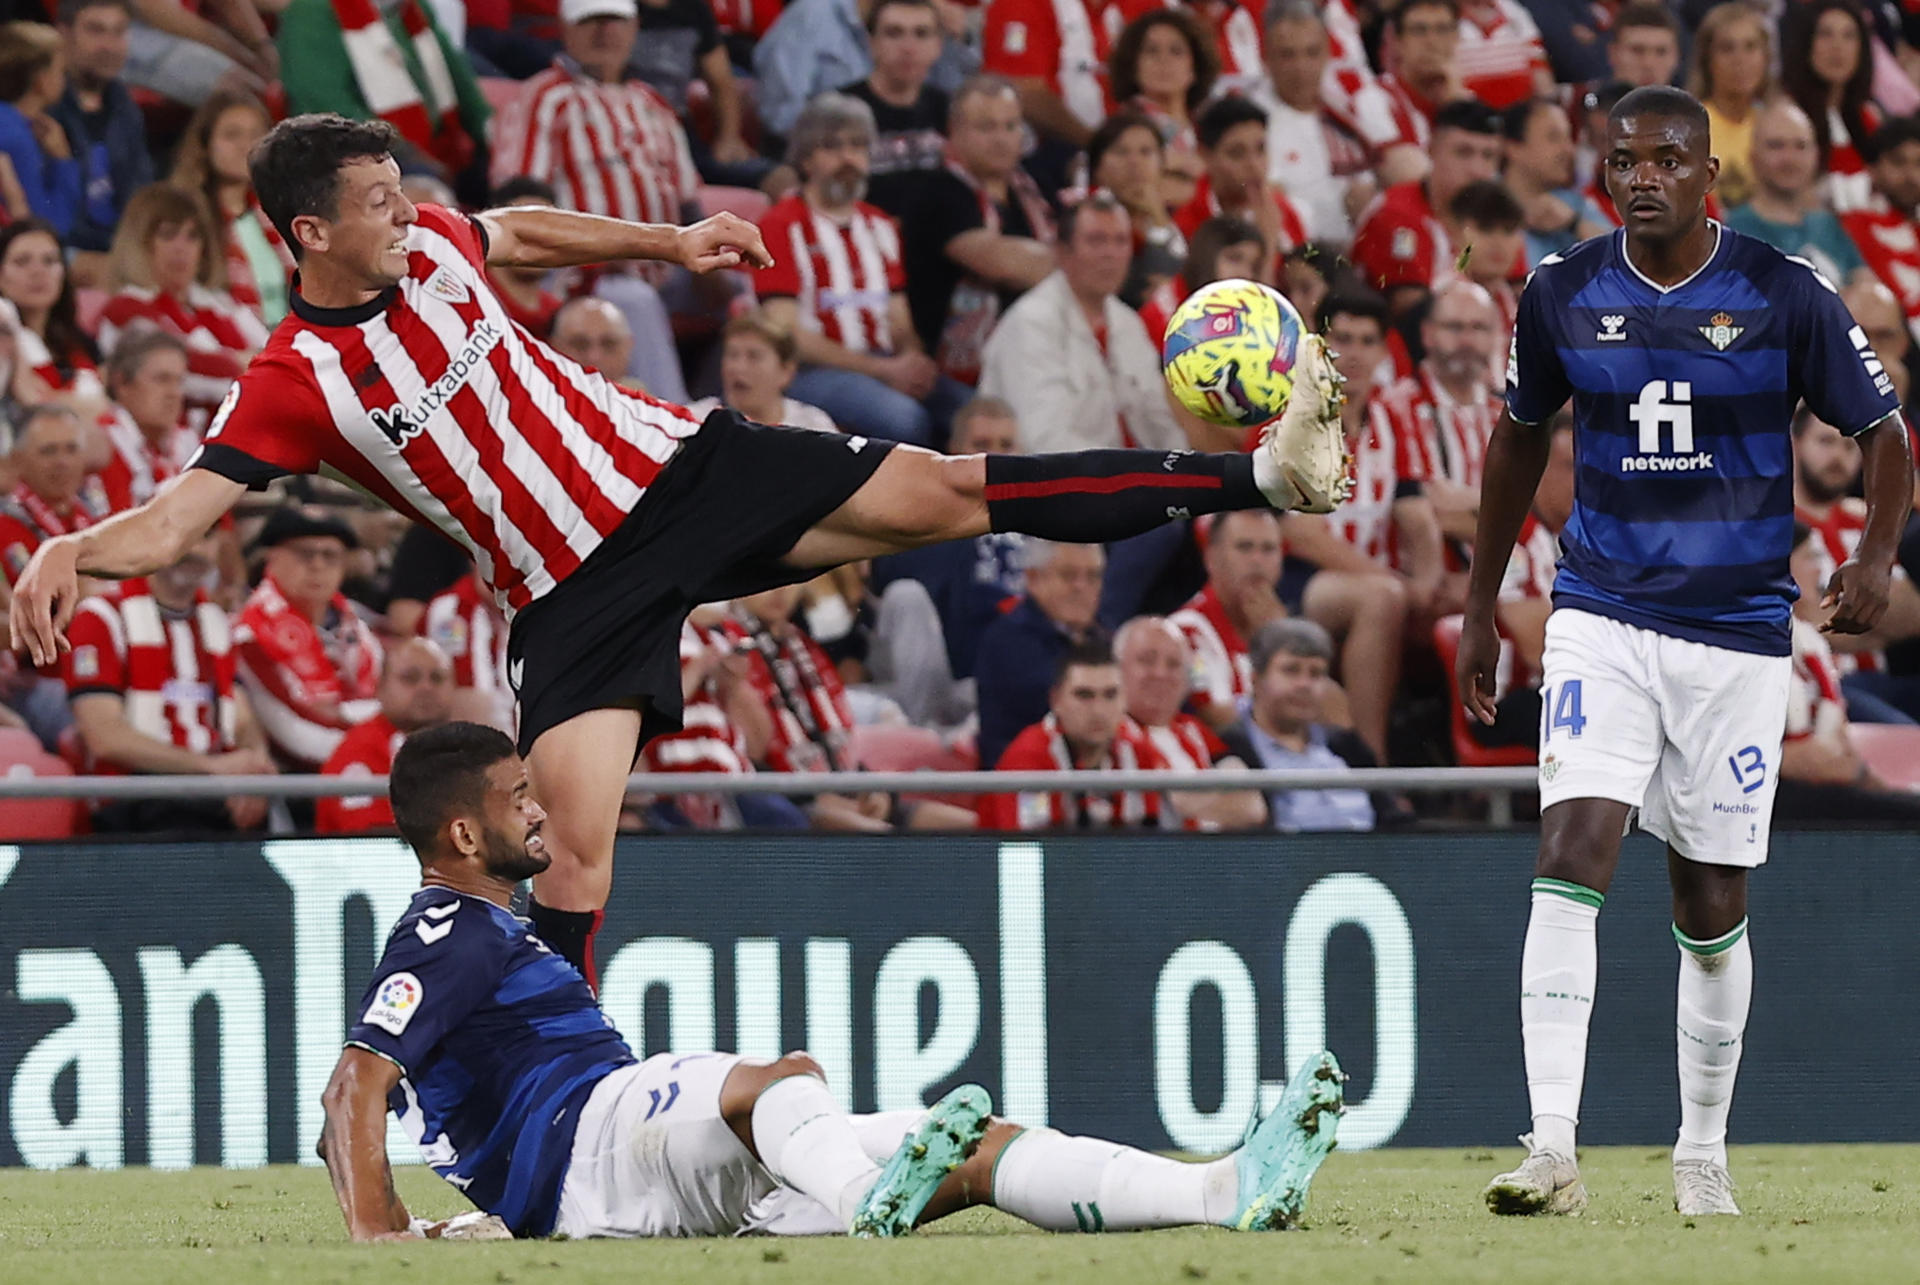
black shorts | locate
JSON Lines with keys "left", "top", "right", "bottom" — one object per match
{"left": 507, "top": 410, "right": 895, "bottom": 757}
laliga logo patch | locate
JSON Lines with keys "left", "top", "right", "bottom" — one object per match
{"left": 1698, "top": 311, "right": 1743, "bottom": 351}
{"left": 423, "top": 267, "right": 470, "bottom": 305}
{"left": 363, "top": 970, "right": 424, "bottom": 1035}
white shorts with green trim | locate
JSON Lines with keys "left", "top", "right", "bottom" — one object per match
{"left": 1536, "top": 608, "right": 1790, "bottom": 868}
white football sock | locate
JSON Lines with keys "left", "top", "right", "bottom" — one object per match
{"left": 1250, "top": 447, "right": 1301, "bottom": 510}
{"left": 749, "top": 1074, "right": 884, "bottom": 1226}
{"left": 990, "top": 1128, "right": 1238, "bottom": 1231}
{"left": 1521, "top": 880, "right": 1602, "bottom": 1157}
{"left": 1673, "top": 920, "right": 1752, "bottom": 1168}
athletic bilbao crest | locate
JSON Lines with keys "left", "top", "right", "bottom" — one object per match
{"left": 1698, "top": 311, "right": 1743, "bottom": 351}
{"left": 423, "top": 267, "right": 471, "bottom": 304}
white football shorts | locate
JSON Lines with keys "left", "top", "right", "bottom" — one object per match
{"left": 1536, "top": 608, "right": 1791, "bottom": 867}
{"left": 552, "top": 1051, "right": 921, "bottom": 1238}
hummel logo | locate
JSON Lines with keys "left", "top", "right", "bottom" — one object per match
{"left": 424, "top": 902, "right": 460, "bottom": 920}
{"left": 415, "top": 919, "right": 454, "bottom": 946}
{"left": 1596, "top": 315, "right": 1627, "bottom": 342}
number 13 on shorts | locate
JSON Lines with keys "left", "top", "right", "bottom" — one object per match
{"left": 1542, "top": 679, "right": 1588, "bottom": 743}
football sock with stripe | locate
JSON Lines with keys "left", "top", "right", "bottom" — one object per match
{"left": 1673, "top": 919, "right": 1752, "bottom": 1168}
{"left": 750, "top": 1074, "right": 883, "bottom": 1227}
{"left": 1520, "top": 879, "right": 1603, "bottom": 1157}
{"left": 983, "top": 451, "right": 1267, "bottom": 543}
{"left": 528, "top": 901, "right": 604, "bottom": 991}
{"left": 989, "top": 1128, "right": 1237, "bottom": 1231}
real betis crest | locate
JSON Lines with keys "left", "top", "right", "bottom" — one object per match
{"left": 1699, "top": 311, "right": 1743, "bottom": 350}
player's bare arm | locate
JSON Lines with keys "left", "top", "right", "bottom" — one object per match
{"left": 475, "top": 205, "right": 774, "bottom": 276}
{"left": 1457, "top": 412, "right": 1557, "bottom": 725}
{"left": 1822, "top": 412, "right": 1913, "bottom": 635}
{"left": 318, "top": 1046, "right": 416, "bottom": 1241}
{"left": 8, "top": 470, "right": 246, "bottom": 666}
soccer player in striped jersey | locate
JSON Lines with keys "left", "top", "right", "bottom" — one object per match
{"left": 1458, "top": 86, "right": 1913, "bottom": 1219}
{"left": 9, "top": 112, "right": 1351, "bottom": 988}
{"left": 321, "top": 721, "right": 1345, "bottom": 1241}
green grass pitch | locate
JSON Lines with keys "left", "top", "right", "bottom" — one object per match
{"left": 3, "top": 1146, "right": 1918, "bottom": 1284}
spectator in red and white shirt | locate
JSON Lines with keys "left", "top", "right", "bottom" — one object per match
{"left": 1169, "top": 508, "right": 1284, "bottom": 730}
{"left": 1378, "top": 279, "right": 1503, "bottom": 550}
{"left": 1350, "top": 98, "right": 1503, "bottom": 318}
{"left": 983, "top": 638, "right": 1172, "bottom": 830}
{"left": 1251, "top": 0, "right": 1388, "bottom": 246}
{"left": 1278, "top": 293, "right": 1438, "bottom": 761}
{"left": 1115, "top": 612, "right": 1266, "bottom": 830}
{"left": 233, "top": 507, "right": 383, "bottom": 773}
{"left": 1454, "top": 0, "right": 1552, "bottom": 111}
{"left": 314, "top": 636, "right": 455, "bottom": 834}
{"left": 1174, "top": 96, "right": 1308, "bottom": 281}
{"left": 1310, "top": 0, "right": 1429, "bottom": 194}
{"left": 423, "top": 565, "right": 513, "bottom": 732}
{"left": 1376, "top": 0, "right": 1467, "bottom": 145}
{"left": 96, "top": 328, "right": 191, "bottom": 514}
{"left": 1109, "top": 8, "right": 1217, "bottom": 212}
{"left": 63, "top": 529, "right": 275, "bottom": 833}
{"left": 982, "top": 0, "right": 1107, "bottom": 149}
{"left": 1841, "top": 115, "right": 1920, "bottom": 346}
{"left": 98, "top": 184, "right": 267, "bottom": 434}
{"left": 1444, "top": 179, "right": 1525, "bottom": 389}
{"left": 755, "top": 93, "right": 962, "bottom": 448}
{"left": 0, "top": 220, "right": 102, "bottom": 402}
{"left": 1780, "top": 0, "right": 1883, "bottom": 216}
{"left": 0, "top": 404, "right": 106, "bottom": 589}
{"left": 1791, "top": 406, "right": 1920, "bottom": 720}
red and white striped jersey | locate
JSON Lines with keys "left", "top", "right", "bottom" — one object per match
{"left": 642, "top": 620, "right": 753, "bottom": 776}
{"left": 1172, "top": 174, "right": 1308, "bottom": 253}
{"left": 1169, "top": 584, "right": 1252, "bottom": 721}
{"left": 1788, "top": 617, "right": 1847, "bottom": 742}
{"left": 96, "top": 406, "right": 188, "bottom": 513}
{"left": 314, "top": 713, "right": 405, "bottom": 834}
{"left": 1499, "top": 513, "right": 1558, "bottom": 604}
{"left": 982, "top": 0, "right": 1108, "bottom": 132}
{"left": 98, "top": 284, "right": 269, "bottom": 434}
{"left": 1798, "top": 497, "right": 1890, "bottom": 675}
{"left": 754, "top": 194, "right": 907, "bottom": 355}
{"left": 423, "top": 568, "right": 512, "bottom": 722}
{"left": 1139, "top": 711, "right": 1227, "bottom": 772}
{"left": 983, "top": 712, "right": 1170, "bottom": 829}
{"left": 489, "top": 62, "right": 699, "bottom": 232}
{"left": 1380, "top": 367, "right": 1500, "bottom": 490}
{"left": 62, "top": 578, "right": 239, "bottom": 768}
{"left": 191, "top": 204, "right": 705, "bottom": 614}
{"left": 0, "top": 481, "right": 105, "bottom": 585}
{"left": 232, "top": 574, "right": 383, "bottom": 769}
{"left": 1824, "top": 103, "right": 1881, "bottom": 214}
{"left": 1841, "top": 197, "right": 1920, "bottom": 345}
{"left": 724, "top": 617, "right": 854, "bottom": 774}
{"left": 1454, "top": 0, "right": 1548, "bottom": 110}
{"left": 1330, "top": 392, "right": 1428, "bottom": 570}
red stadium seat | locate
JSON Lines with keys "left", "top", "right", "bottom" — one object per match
{"left": 0, "top": 739, "right": 83, "bottom": 839}
{"left": 1433, "top": 615, "right": 1536, "bottom": 768}
{"left": 847, "top": 724, "right": 954, "bottom": 773}
{"left": 1846, "top": 723, "right": 1920, "bottom": 792}
{"left": 699, "top": 184, "right": 770, "bottom": 224}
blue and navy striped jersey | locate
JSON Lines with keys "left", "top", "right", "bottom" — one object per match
{"left": 1506, "top": 223, "right": 1898, "bottom": 654}
{"left": 346, "top": 889, "right": 636, "bottom": 1236}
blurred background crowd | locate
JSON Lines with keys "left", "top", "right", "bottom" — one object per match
{"left": 0, "top": 0, "right": 1917, "bottom": 838}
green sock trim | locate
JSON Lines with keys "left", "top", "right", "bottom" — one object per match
{"left": 1532, "top": 877, "right": 1604, "bottom": 909}
{"left": 1674, "top": 918, "right": 1748, "bottom": 955}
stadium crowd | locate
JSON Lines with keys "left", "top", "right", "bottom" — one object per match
{"left": 0, "top": 0, "right": 1919, "bottom": 837}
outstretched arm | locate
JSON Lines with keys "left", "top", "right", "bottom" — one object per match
{"left": 1824, "top": 413, "right": 1914, "bottom": 635}
{"left": 1457, "top": 412, "right": 1555, "bottom": 725}
{"left": 10, "top": 470, "right": 245, "bottom": 666}
{"left": 475, "top": 206, "right": 773, "bottom": 274}
{"left": 319, "top": 1047, "right": 414, "bottom": 1242}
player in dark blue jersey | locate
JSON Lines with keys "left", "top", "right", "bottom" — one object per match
{"left": 318, "top": 721, "right": 1346, "bottom": 1242}
{"left": 1456, "top": 85, "right": 1912, "bottom": 1219}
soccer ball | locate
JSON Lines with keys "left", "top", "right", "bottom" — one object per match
{"left": 1161, "top": 279, "right": 1307, "bottom": 430}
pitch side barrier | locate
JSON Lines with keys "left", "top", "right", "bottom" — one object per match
{"left": 0, "top": 830, "right": 1905, "bottom": 1171}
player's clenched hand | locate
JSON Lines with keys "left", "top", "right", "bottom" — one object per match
{"left": 1454, "top": 613, "right": 1502, "bottom": 726}
{"left": 9, "top": 538, "right": 81, "bottom": 667}
{"left": 1821, "top": 557, "right": 1893, "bottom": 635}
{"left": 676, "top": 213, "right": 774, "bottom": 273}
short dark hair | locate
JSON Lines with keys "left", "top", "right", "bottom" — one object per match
{"left": 1449, "top": 177, "right": 1525, "bottom": 231}
{"left": 490, "top": 175, "right": 558, "bottom": 206}
{"left": 1196, "top": 94, "right": 1267, "bottom": 151}
{"left": 105, "top": 326, "right": 188, "bottom": 395}
{"left": 1183, "top": 214, "right": 1264, "bottom": 285}
{"left": 1500, "top": 97, "right": 1559, "bottom": 144}
{"left": 1317, "top": 290, "right": 1390, "bottom": 335}
{"left": 1086, "top": 111, "right": 1164, "bottom": 185}
{"left": 57, "top": 0, "right": 130, "bottom": 23}
{"left": 1612, "top": 0, "right": 1678, "bottom": 39}
{"left": 1866, "top": 114, "right": 1920, "bottom": 165}
{"left": 866, "top": 0, "right": 936, "bottom": 35}
{"left": 1608, "top": 84, "right": 1710, "bottom": 150}
{"left": 1434, "top": 98, "right": 1501, "bottom": 139}
{"left": 1052, "top": 636, "right": 1118, "bottom": 688}
{"left": 249, "top": 113, "right": 402, "bottom": 261}
{"left": 389, "top": 721, "right": 518, "bottom": 862}
{"left": 1059, "top": 188, "right": 1129, "bottom": 243}
{"left": 1390, "top": 0, "right": 1458, "bottom": 35}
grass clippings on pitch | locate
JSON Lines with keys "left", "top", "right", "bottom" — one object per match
{"left": 2, "top": 1145, "right": 1918, "bottom": 1285}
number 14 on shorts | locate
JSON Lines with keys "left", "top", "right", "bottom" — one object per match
{"left": 1542, "top": 680, "right": 1587, "bottom": 743}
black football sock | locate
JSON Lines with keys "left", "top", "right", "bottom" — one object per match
{"left": 984, "top": 450, "right": 1265, "bottom": 542}
{"left": 529, "top": 900, "right": 605, "bottom": 990}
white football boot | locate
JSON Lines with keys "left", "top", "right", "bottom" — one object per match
{"left": 1484, "top": 1132, "right": 1588, "bottom": 1216}
{"left": 1255, "top": 332, "right": 1352, "bottom": 514}
{"left": 1673, "top": 1158, "right": 1740, "bottom": 1216}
